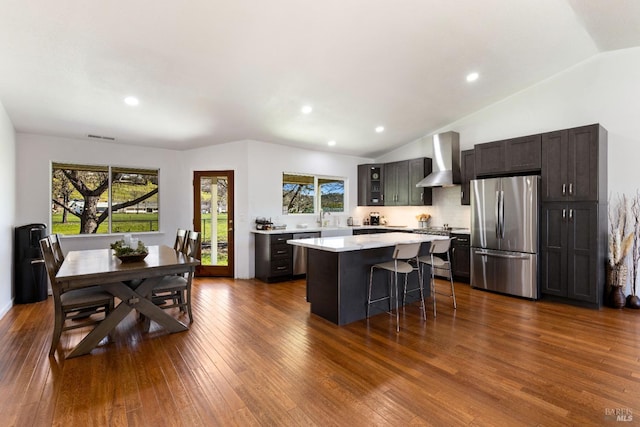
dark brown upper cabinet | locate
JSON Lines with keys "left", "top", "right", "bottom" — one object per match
{"left": 460, "top": 149, "right": 475, "bottom": 206}
{"left": 541, "top": 124, "right": 607, "bottom": 202}
{"left": 358, "top": 158, "right": 432, "bottom": 207}
{"left": 475, "top": 134, "right": 541, "bottom": 177}
{"left": 384, "top": 161, "right": 410, "bottom": 206}
{"left": 408, "top": 157, "right": 433, "bottom": 206}
{"left": 357, "top": 164, "right": 384, "bottom": 206}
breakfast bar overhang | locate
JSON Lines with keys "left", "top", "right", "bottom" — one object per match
{"left": 287, "top": 232, "right": 447, "bottom": 325}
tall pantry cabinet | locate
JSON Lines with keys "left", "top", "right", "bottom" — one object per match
{"left": 539, "top": 124, "right": 607, "bottom": 307}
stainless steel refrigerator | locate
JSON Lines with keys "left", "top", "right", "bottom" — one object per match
{"left": 470, "top": 175, "right": 539, "bottom": 299}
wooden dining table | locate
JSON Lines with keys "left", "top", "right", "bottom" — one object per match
{"left": 55, "top": 244, "right": 200, "bottom": 358}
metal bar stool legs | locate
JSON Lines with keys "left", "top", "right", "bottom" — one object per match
{"left": 418, "top": 238, "right": 456, "bottom": 318}
{"left": 367, "top": 243, "right": 422, "bottom": 332}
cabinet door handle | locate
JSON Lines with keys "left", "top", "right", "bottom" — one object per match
{"left": 562, "top": 184, "right": 566, "bottom": 195}
{"left": 569, "top": 209, "right": 573, "bottom": 220}
{"left": 461, "top": 191, "right": 464, "bottom": 199}
{"left": 562, "top": 209, "right": 566, "bottom": 220}
{"left": 569, "top": 183, "right": 573, "bottom": 195}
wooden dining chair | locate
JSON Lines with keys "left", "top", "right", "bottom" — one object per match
{"left": 39, "top": 237, "right": 115, "bottom": 356}
{"left": 152, "top": 231, "right": 201, "bottom": 323}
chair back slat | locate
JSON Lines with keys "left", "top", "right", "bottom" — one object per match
{"left": 183, "top": 231, "right": 201, "bottom": 259}
{"left": 39, "top": 238, "right": 61, "bottom": 290}
{"left": 174, "top": 229, "right": 188, "bottom": 252}
{"left": 429, "top": 238, "right": 453, "bottom": 254}
{"left": 49, "top": 233, "right": 65, "bottom": 269}
{"left": 392, "top": 242, "right": 422, "bottom": 260}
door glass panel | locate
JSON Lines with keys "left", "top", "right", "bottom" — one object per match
{"left": 199, "top": 175, "right": 228, "bottom": 267}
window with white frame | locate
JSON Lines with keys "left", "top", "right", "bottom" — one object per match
{"left": 282, "top": 173, "right": 345, "bottom": 214}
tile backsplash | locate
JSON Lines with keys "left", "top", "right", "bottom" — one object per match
{"left": 353, "top": 186, "right": 471, "bottom": 229}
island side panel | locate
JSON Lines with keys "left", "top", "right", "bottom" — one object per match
{"left": 306, "top": 244, "right": 434, "bottom": 326}
{"left": 337, "top": 247, "right": 395, "bottom": 325}
{"left": 307, "top": 248, "right": 340, "bottom": 324}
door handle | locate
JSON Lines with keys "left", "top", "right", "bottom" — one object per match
{"left": 569, "top": 183, "right": 573, "bottom": 195}
{"left": 475, "top": 249, "right": 529, "bottom": 260}
{"left": 562, "top": 184, "right": 566, "bottom": 195}
{"left": 569, "top": 209, "right": 573, "bottom": 220}
{"left": 562, "top": 209, "right": 566, "bottom": 220}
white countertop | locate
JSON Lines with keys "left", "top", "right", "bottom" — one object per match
{"left": 286, "top": 231, "right": 449, "bottom": 253}
{"left": 250, "top": 225, "right": 410, "bottom": 235}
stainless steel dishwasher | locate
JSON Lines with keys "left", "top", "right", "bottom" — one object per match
{"left": 292, "top": 232, "right": 320, "bottom": 275}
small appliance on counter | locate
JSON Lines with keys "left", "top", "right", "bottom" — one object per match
{"left": 255, "top": 217, "right": 274, "bottom": 230}
{"left": 369, "top": 212, "right": 380, "bottom": 225}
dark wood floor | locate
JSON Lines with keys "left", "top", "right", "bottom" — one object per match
{"left": 1, "top": 277, "right": 639, "bottom": 426}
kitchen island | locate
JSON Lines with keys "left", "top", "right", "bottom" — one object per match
{"left": 288, "top": 232, "right": 448, "bottom": 325}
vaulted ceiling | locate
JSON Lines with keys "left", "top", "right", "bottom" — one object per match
{"left": 1, "top": 0, "right": 640, "bottom": 157}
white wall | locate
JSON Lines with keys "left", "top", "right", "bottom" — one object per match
{"left": 380, "top": 47, "right": 640, "bottom": 228}
{"left": 0, "top": 101, "right": 16, "bottom": 317}
{"left": 14, "top": 134, "right": 369, "bottom": 281}
{"left": 185, "top": 139, "right": 370, "bottom": 278}
{"left": 12, "top": 47, "right": 640, "bottom": 288}
{"left": 436, "top": 46, "right": 640, "bottom": 196}
{"left": 15, "top": 134, "right": 190, "bottom": 253}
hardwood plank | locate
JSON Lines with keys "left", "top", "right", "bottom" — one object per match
{"left": 0, "top": 277, "right": 639, "bottom": 426}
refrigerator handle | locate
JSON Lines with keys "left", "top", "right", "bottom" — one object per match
{"left": 499, "top": 190, "right": 505, "bottom": 239}
{"left": 495, "top": 190, "right": 500, "bottom": 239}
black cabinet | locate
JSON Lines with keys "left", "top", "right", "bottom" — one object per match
{"left": 255, "top": 233, "right": 293, "bottom": 282}
{"left": 460, "top": 149, "right": 475, "bottom": 206}
{"left": 358, "top": 158, "right": 432, "bottom": 207}
{"left": 475, "top": 134, "right": 541, "bottom": 177}
{"left": 541, "top": 124, "right": 607, "bottom": 202}
{"left": 384, "top": 161, "right": 409, "bottom": 206}
{"left": 540, "top": 202, "right": 606, "bottom": 306}
{"left": 451, "top": 233, "right": 470, "bottom": 281}
{"left": 408, "top": 157, "right": 433, "bottom": 206}
{"left": 357, "top": 164, "right": 384, "bottom": 206}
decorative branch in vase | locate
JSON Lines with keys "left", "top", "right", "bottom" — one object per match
{"left": 608, "top": 194, "right": 633, "bottom": 308}
{"left": 628, "top": 192, "right": 640, "bottom": 308}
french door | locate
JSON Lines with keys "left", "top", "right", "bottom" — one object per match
{"left": 193, "top": 171, "right": 234, "bottom": 277}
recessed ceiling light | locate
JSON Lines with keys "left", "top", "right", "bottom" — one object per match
{"left": 375, "top": 126, "right": 385, "bottom": 133}
{"left": 466, "top": 72, "right": 479, "bottom": 82}
{"left": 301, "top": 105, "right": 313, "bottom": 114}
{"left": 327, "top": 140, "right": 336, "bottom": 146}
{"left": 124, "top": 96, "right": 139, "bottom": 106}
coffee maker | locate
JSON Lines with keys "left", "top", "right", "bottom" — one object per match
{"left": 369, "top": 212, "right": 380, "bottom": 225}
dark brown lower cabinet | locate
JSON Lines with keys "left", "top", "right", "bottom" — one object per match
{"left": 451, "top": 233, "right": 470, "bottom": 282}
{"left": 540, "top": 202, "right": 607, "bottom": 307}
{"left": 255, "top": 233, "right": 293, "bottom": 282}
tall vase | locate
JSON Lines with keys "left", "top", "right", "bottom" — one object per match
{"left": 610, "top": 286, "right": 626, "bottom": 309}
{"left": 607, "top": 264, "right": 627, "bottom": 309}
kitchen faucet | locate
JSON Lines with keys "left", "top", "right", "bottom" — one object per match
{"left": 319, "top": 209, "right": 330, "bottom": 227}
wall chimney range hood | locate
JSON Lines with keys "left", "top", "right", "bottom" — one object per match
{"left": 416, "top": 131, "right": 461, "bottom": 187}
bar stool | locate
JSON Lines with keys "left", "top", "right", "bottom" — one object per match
{"left": 417, "top": 238, "right": 456, "bottom": 318}
{"left": 367, "top": 242, "right": 422, "bottom": 332}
